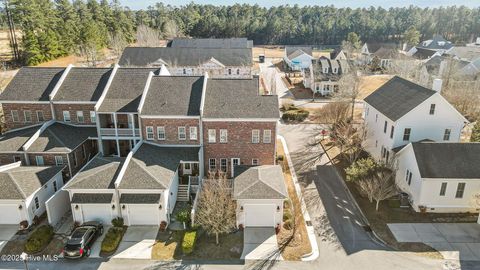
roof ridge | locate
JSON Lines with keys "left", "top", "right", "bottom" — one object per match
{"left": 7, "top": 171, "right": 27, "bottom": 199}
{"left": 258, "top": 167, "right": 287, "bottom": 196}
{"left": 130, "top": 158, "right": 166, "bottom": 188}
{"left": 45, "top": 127, "right": 71, "bottom": 152}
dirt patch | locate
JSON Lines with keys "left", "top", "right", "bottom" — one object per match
{"left": 184, "top": 230, "right": 243, "bottom": 260}
{"left": 276, "top": 140, "right": 312, "bottom": 260}
{"left": 253, "top": 46, "right": 285, "bottom": 58}
{"left": 151, "top": 230, "right": 183, "bottom": 260}
{"left": 357, "top": 75, "right": 393, "bottom": 100}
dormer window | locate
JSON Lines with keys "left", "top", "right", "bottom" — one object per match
{"left": 183, "top": 68, "right": 186, "bottom": 75}
{"left": 333, "top": 68, "right": 338, "bottom": 74}
{"left": 429, "top": 104, "right": 436, "bottom": 115}
{"left": 323, "top": 68, "right": 328, "bottom": 73}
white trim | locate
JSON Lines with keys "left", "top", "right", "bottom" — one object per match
{"left": 22, "top": 120, "right": 55, "bottom": 151}
{"left": 202, "top": 118, "right": 278, "bottom": 122}
{"left": 199, "top": 72, "right": 208, "bottom": 117}
{"left": 114, "top": 141, "right": 142, "bottom": 188}
{"left": 137, "top": 71, "right": 154, "bottom": 114}
{"left": 139, "top": 115, "right": 200, "bottom": 119}
{"left": 95, "top": 64, "right": 119, "bottom": 111}
{"left": 52, "top": 101, "right": 97, "bottom": 105}
{"left": 49, "top": 64, "right": 73, "bottom": 101}
{"left": 0, "top": 161, "right": 22, "bottom": 172}
{"left": 143, "top": 141, "right": 201, "bottom": 148}
{"left": 0, "top": 101, "right": 50, "bottom": 104}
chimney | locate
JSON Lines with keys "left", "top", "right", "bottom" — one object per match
{"left": 432, "top": 78, "right": 443, "bottom": 93}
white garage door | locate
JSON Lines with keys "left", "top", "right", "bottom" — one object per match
{"left": 244, "top": 204, "right": 276, "bottom": 227}
{"left": 81, "top": 204, "right": 112, "bottom": 224}
{"left": 127, "top": 205, "right": 159, "bottom": 225}
{"left": 0, "top": 204, "right": 22, "bottom": 224}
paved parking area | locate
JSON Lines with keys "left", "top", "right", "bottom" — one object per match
{"left": 0, "top": 225, "right": 18, "bottom": 253}
{"left": 388, "top": 223, "right": 480, "bottom": 261}
{"left": 112, "top": 226, "right": 158, "bottom": 259}
{"left": 241, "top": 227, "right": 282, "bottom": 261}
{"left": 90, "top": 225, "right": 111, "bottom": 258}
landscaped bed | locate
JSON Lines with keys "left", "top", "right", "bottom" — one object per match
{"left": 100, "top": 219, "right": 127, "bottom": 257}
{"left": 276, "top": 140, "right": 312, "bottom": 260}
{"left": 24, "top": 225, "right": 54, "bottom": 254}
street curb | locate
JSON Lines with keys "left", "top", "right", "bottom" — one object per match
{"left": 277, "top": 135, "right": 319, "bottom": 262}
{"left": 318, "top": 141, "right": 390, "bottom": 248}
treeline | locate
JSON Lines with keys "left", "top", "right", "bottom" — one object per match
{"left": 7, "top": 1, "right": 480, "bottom": 66}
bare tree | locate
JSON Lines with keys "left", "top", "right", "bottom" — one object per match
{"left": 78, "top": 43, "right": 102, "bottom": 67}
{"left": 162, "top": 20, "right": 182, "bottom": 39}
{"left": 109, "top": 32, "right": 128, "bottom": 58}
{"left": 194, "top": 171, "right": 236, "bottom": 245}
{"left": 356, "top": 163, "right": 398, "bottom": 211}
{"left": 136, "top": 25, "right": 161, "bottom": 47}
{"left": 311, "top": 101, "right": 350, "bottom": 125}
{"left": 337, "top": 69, "right": 360, "bottom": 120}
{"left": 330, "top": 121, "right": 366, "bottom": 164}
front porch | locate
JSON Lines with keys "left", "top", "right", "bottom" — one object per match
{"left": 177, "top": 162, "right": 200, "bottom": 202}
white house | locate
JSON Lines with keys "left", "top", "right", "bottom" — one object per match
{"left": 233, "top": 165, "right": 287, "bottom": 228}
{"left": 363, "top": 76, "right": 467, "bottom": 161}
{"left": 284, "top": 46, "right": 314, "bottom": 71}
{"left": 0, "top": 162, "right": 64, "bottom": 225}
{"left": 303, "top": 56, "right": 349, "bottom": 95}
{"left": 395, "top": 142, "right": 480, "bottom": 214}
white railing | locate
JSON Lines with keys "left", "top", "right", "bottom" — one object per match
{"left": 100, "top": 128, "right": 140, "bottom": 137}
{"left": 100, "top": 128, "right": 116, "bottom": 136}
{"left": 190, "top": 180, "right": 203, "bottom": 227}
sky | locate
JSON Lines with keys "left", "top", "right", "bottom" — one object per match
{"left": 119, "top": 0, "right": 480, "bottom": 10}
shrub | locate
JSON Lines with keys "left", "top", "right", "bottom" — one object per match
{"left": 282, "top": 110, "right": 309, "bottom": 122}
{"left": 24, "top": 225, "right": 54, "bottom": 254}
{"left": 19, "top": 220, "right": 29, "bottom": 230}
{"left": 176, "top": 207, "right": 192, "bottom": 224}
{"left": 471, "top": 122, "right": 480, "bottom": 142}
{"left": 160, "top": 221, "right": 167, "bottom": 232}
{"left": 276, "top": 155, "right": 284, "bottom": 162}
{"left": 283, "top": 199, "right": 291, "bottom": 210}
{"left": 280, "top": 102, "right": 296, "bottom": 112}
{"left": 182, "top": 230, "right": 197, "bottom": 254}
{"left": 101, "top": 227, "right": 124, "bottom": 253}
{"left": 111, "top": 217, "right": 124, "bottom": 227}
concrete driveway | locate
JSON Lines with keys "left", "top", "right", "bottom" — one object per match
{"left": 241, "top": 227, "right": 282, "bottom": 261}
{"left": 112, "top": 225, "right": 158, "bottom": 259}
{"left": 90, "top": 225, "right": 111, "bottom": 258}
{"left": 388, "top": 223, "right": 480, "bottom": 261}
{"left": 0, "top": 225, "right": 18, "bottom": 253}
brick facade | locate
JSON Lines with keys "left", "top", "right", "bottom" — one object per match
{"left": 0, "top": 153, "right": 25, "bottom": 165}
{"left": 202, "top": 121, "right": 276, "bottom": 177}
{"left": 2, "top": 103, "right": 52, "bottom": 130}
{"left": 141, "top": 118, "right": 201, "bottom": 145}
{"left": 53, "top": 103, "right": 96, "bottom": 125}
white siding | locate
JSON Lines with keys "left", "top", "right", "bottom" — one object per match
{"left": 236, "top": 199, "right": 284, "bottom": 228}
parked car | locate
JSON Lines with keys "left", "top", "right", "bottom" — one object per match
{"left": 63, "top": 221, "right": 104, "bottom": 259}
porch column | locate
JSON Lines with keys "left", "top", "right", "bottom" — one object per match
{"left": 113, "top": 113, "right": 120, "bottom": 157}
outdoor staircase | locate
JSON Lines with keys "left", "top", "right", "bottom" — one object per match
{"left": 177, "top": 184, "right": 190, "bottom": 202}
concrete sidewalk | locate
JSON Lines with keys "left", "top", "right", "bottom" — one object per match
{"left": 388, "top": 223, "right": 480, "bottom": 261}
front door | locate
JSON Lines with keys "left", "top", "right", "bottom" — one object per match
{"left": 231, "top": 158, "right": 240, "bottom": 178}
{"left": 183, "top": 163, "right": 192, "bottom": 175}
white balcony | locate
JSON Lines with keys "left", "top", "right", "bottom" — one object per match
{"left": 100, "top": 128, "right": 140, "bottom": 137}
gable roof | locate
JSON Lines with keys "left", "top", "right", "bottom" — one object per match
{"left": 418, "top": 35, "right": 453, "bottom": 50}
{"left": 364, "top": 76, "right": 437, "bottom": 121}
{"left": 202, "top": 77, "right": 279, "bottom": 119}
{"left": 169, "top": 38, "right": 253, "bottom": 48}
{"left": 233, "top": 165, "right": 287, "bottom": 200}
{"left": 52, "top": 68, "right": 112, "bottom": 102}
{"left": 118, "top": 143, "right": 199, "bottom": 190}
{"left": 140, "top": 76, "right": 204, "bottom": 116}
{"left": 0, "top": 126, "right": 39, "bottom": 152}
{"left": 26, "top": 122, "right": 97, "bottom": 153}
{"left": 0, "top": 67, "right": 65, "bottom": 102}
{"left": 411, "top": 142, "right": 480, "bottom": 179}
{"left": 118, "top": 47, "right": 252, "bottom": 67}
{"left": 412, "top": 47, "right": 438, "bottom": 59}
{"left": 0, "top": 165, "right": 63, "bottom": 200}
{"left": 97, "top": 68, "right": 159, "bottom": 113}
{"left": 285, "top": 46, "right": 312, "bottom": 59}
{"left": 64, "top": 156, "right": 124, "bottom": 190}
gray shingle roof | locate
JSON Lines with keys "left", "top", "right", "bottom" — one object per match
{"left": 141, "top": 76, "right": 204, "bottom": 116}
{"left": 0, "top": 165, "right": 63, "bottom": 200}
{"left": 285, "top": 46, "right": 312, "bottom": 59}
{"left": 364, "top": 76, "right": 437, "bottom": 121}
{"left": 119, "top": 143, "right": 199, "bottom": 190}
{"left": 446, "top": 46, "right": 480, "bottom": 62}
{"left": 52, "top": 68, "right": 112, "bottom": 102}
{"left": 0, "top": 126, "right": 39, "bottom": 152}
{"left": 418, "top": 35, "right": 453, "bottom": 50}
{"left": 233, "top": 165, "right": 287, "bottom": 200}
{"left": 71, "top": 193, "right": 113, "bottom": 204}
{"left": 412, "top": 142, "right": 480, "bottom": 179}
{"left": 26, "top": 122, "right": 97, "bottom": 153}
{"left": 64, "top": 156, "right": 124, "bottom": 190}
{"left": 119, "top": 193, "right": 161, "bottom": 204}
{"left": 118, "top": 47, "right": 252, "bottom": 67}
{"left": 412, "top": 47, "right": 438, "bottom": 59}
{"left": 98, "top": 68, "right": 159, "bottom": 113}
{"left": 0, "top": 67, "right": 65, "bottom": 102}
{"left": 203, "top": 77, "right": 279, "bottom": 119}
{"left": 169, "top": 38, "right": 253, "bottom": 48}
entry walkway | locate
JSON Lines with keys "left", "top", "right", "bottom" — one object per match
{"left": 388, "top": 223, "right": 480, "bottom": 261}
{"left": 241, "top": 227, "right": 282, "bottom": 261}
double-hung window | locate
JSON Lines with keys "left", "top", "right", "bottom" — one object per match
{"left": 146, "top": 126, "right": 154, "bottom": 140}
{"left": 220, "top": 129, "right": 228, "bottom": 143}
{"left": 55, "top": 156, "right": 64, "bottom": 166}
{"left": 383, "top": 121, "right": 387, "bottom": 133}
{"left": 209, "top": 158, "right": 216, "bottom": 171}
{"left": 34, "top": 197, "right": 39, "bottom": 209}
{"left": 220, "top": 158, "right": 227, "bottom": 172}
{"left": 403, "top": 128, "right": 411, "bottom": 141}
{"left": 77, "top": 111, "right": 84, "bottom": 123}
{"left": 439, "top": 183, "right": 447, "bottom": 196}
{"left": 11, "top": 110, "right": 19, "bottom": 122}
{"left": 178, "top": 127, "right": 186, "bottom": 140}
{"left": 429, "top": 104, "right": 436, "bottom": 115}
{"left": 252, "top": 130, "right": 260, "bottom": 143}
{"left": 189, "top": 126, "right": 197, "bottom": 140}
{"left": 263, "top": 130, "right": 272, "bottom": 143}
{"left": 455, "top": 183, "right": 466, "bottom": 198}
{"left": 390, "top": 126, "right": 394, "bottom": 139}
{"left": 35, "top": 156, "right": 44, "bottom": 166}
{"left": 63, "top": 111, "right": 71, "bottom": 122}
{"left": 36, "top": 111, "right": 44, "bottom": 122}
{"left": 208, "top": 129, "right": 216, "bottom": 143}
{"left": 157, "top": 126, "right": 166, "bottom": 140}
{"left": 443, "top": 129, "right": 451, "bottom": 141}
{"left": 24, "top": 111, "right": 32, "bottom": 122}
{"left": 90, "top": 111, "right": 96, "bottom": 123}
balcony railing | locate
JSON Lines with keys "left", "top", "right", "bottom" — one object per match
{"left": 100, "top": 128, "right": 140, "bottom": 137}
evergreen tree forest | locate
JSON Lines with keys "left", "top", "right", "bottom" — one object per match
{"left": 5, "top": 1, "right": 480, "bottom": 66}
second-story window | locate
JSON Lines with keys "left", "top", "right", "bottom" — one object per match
{"left": 55, "top": 156, "right": 64, "bottom": 166}
{"left": 77, "top": 111, "right": 84, "bottom": 123}
{"left": 37, "top": 111, "right": 44, "bottom": 122}
{"left": 228, "top": 68, "right": 232, "bottom": 75}
{"left": 146, "top": 126, "right": 154, "bottom": 140}
{"left": 263, "top": 130, "right": 272, "bottom": 143}
{"left": 11, "top": 110, "right": 19, "bottom": 122}
{"left": 35, "top": 156, "right": 44, "bottom": 166}
{"left": 383, "top": 121, "right": 387, "bottom": 133}
{"left": 403, "top": 128, "right": 411, "bottom": 141}
{"left": 443, "top": 129, "right": 451, "bottom": 141}
{"left": 208, "top": 129, "right": 216, "bottom": 143}
{"left": 455, "top": 183, "right": 466, "bottom": 198}
{"left": 90, "top": 111, "right": 96, "bottom": 123}
{"left": 252, "top": 129, "right": 260, "bottom": 143}
{"left": 189, "top": 126, "right": 197, "bottom": 140}
{"left": 252, "top": 159, "right": 259, "bottom": 165}
{"left": 157, "top": 126, "right": 165, "bottom": 140}
{"left": 220, "top": 129, "right": 228, "bottom": 143}
{"left": 429, "top": 104, "right": 436, "bottom": 115}
{"left": 209, "top": 158, "right": 216, "bottom": 171}
{"left": 178, "top": 127, "right": 186, "bottom": 140}
{"left": 63, "top": 111, "right": 71, "bottom": 122}
{"left": 24, "top": 111, "right": 32, "bottom": 122}
{"left": 439, "top": 182, "right": 447, "bottom": 196}
{"left": 183, "top": 68, "right": 186, "bottom": 75}
{"left": 390, "top": 126, "right": 394, "bottom": 139}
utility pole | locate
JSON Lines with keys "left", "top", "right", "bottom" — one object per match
{"left": 4, "top": 0, "right": 19, "bottom": 62}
